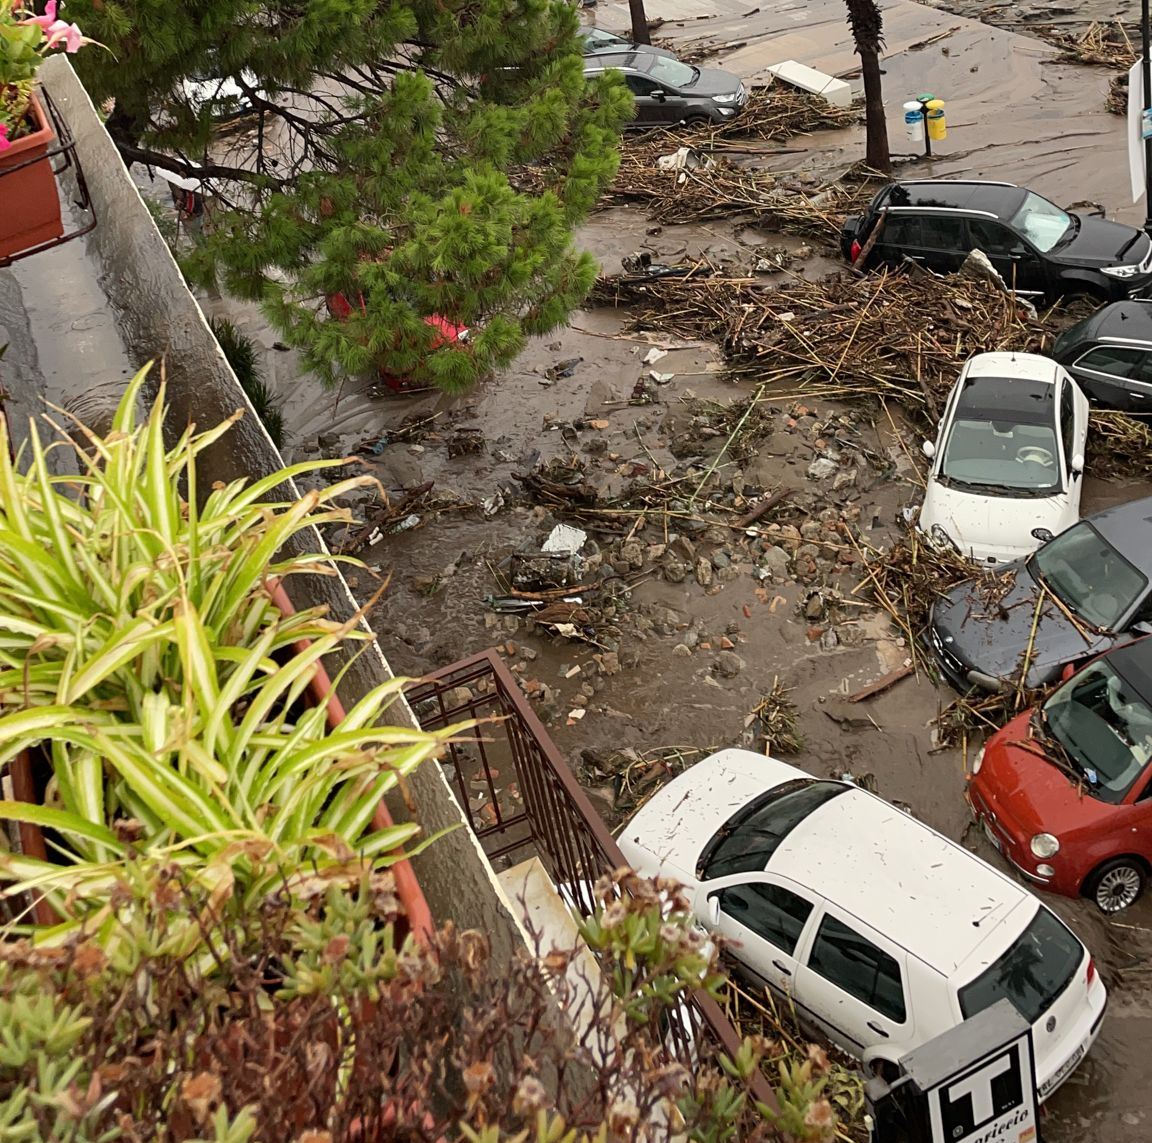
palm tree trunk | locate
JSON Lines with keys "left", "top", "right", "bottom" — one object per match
{"left": 845, "top": 0, "right": 891, "bottom": 174}
{"left": 629, "top": 0, "right": 651, "bottom": 44}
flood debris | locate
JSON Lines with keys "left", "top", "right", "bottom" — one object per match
{"left": 1043, "top": 19, "right": 1137, "bottom": 68}
{"left": 744, "top": 678, "right": 803, "bottom": 754}
{"left": 578, "top": 745, "right": 707, "bottom": 821}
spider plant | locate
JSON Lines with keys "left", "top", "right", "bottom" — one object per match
{"left": 0, "top": 366, "right": 456, "bottom": 935}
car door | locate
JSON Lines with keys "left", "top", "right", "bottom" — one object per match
{"left": 915, "top": 213, "right": 967, "bottom": 275}
{"left": 1058, "top": 376, "right": 1088, "bottom": 518}
{"left": 1067, "top": 345, "right": 1143, "bottom": 409}
{"left": 1122, "top": 350, "right": 1152, "bottom": 415}
{"left": 792, "top": 907, "right": 911, "bottom": 1058}
{"left": 966, "top": 218, "right": 1047, "bottom": 297}
{"left": 702, "top": 876, "right": 818, "bottom": 998}
{"left": 870, "top": 213, "right": 922, "bottom": 271}
{"left": 624, "top": 74, "right": 675, "bottom": 125}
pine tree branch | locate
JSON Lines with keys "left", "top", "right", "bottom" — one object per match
{"left": 114, "top": 143, "right": 273, "bottom": 188}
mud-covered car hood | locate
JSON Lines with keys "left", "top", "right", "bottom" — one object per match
{"left": 930, "top": 562, "right": 1114, "bottom": 687}
{"left": 1052, "top": 217, "right": 1150, "bottom": 270}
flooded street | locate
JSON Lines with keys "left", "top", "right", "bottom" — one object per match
{"left": 186, "top": 0, "right": 1152, "bottom": 1134}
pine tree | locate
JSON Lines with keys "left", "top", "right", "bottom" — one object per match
{"left": 69, "top": 0, "right": 632, "bottom": 391}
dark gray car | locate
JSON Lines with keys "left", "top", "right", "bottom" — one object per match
{"left": 1050, "top": 300, "right": 1152, "bottom": 414}
{"left": 927, "top": 497, "right": 1152, "bottom": 692}
{"left": 582, "top": 51, "right": 747, "bottom": 127}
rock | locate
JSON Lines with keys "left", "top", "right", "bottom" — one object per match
{"left": 807, "top": 457, "right": 839, "bottom": 481}
{"left": 702, "top": 525, "right": 729, "bottom": 545}
{"left": 672, "top": 643, "right": 693, "bottom": 657}
{"left": 804, "top": 594, "right": 825, "bottom": 620}
{"left": 758, "top": 545, "right": 791, "bottom": 581}
{"left": 694, "top": 557, "right": 713, "bottom": 587}
{"left": 619, "top": 540, "right": 645, "bottom": 569}
{"left": 662, "top": 553, "right": 691, "bottom": 583}
{"left": 719, "top": 636, "right": 735, "bottom": 650}
{"left": 711, "top": 550, "right": 731, "bottom": 569}
{"left": 596, "top": 651, "right": 621, "bottom": 676}
{"left": 820, "top": 629, "right": 839, "bottom": 651}
{"left": 800, "top": 521, "right": 823, "bottom": 541}
{"left": 715, "top": 565, "right": 740, "bottom": 583}
{"left": 318, "top": 430, "right": 340, "bottom": 449}
{"left": 777, "top": 525, "right": 802, "bottom": 551}
{"left": 620, "top": 647, "right": 641, "bottom": 669}
{"left": 714, "top": 651, "right": 744, "bottom": 678}
{"left": 832, "top": 468, "right": 857, "bottom": 492}
{"left": 612, "top": 559, "right": 632, "bottom": 576}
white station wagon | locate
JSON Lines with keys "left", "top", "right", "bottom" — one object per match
{"left": 919, "top": 352, "right": 1089, "bottom": 565}
{"left": 617, "top": 749, "right": 1107, "bottom": 1098}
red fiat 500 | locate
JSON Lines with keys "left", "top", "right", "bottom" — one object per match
{"left": 969, "top": 638, "right": 1152, "bottom": 913}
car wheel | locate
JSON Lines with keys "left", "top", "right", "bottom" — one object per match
{"left": 683, "top": 114, "right": 711, "bottom": 128}
{"left": 1086, "top": 857, "right": 1147, "bottom": 913}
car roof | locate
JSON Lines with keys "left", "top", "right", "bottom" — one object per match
{"left": 1078, "top": 300, "right": 1152, "bottom": 345}
{"left": 882, "top": 180, "right": 1028, "bottom": 220}
{"left": 769, "top": 787, "right": 1036, "bottom": 976}
{"left": 954, "top": 374, "right": 1055, "bottom": 425}
{"left": 1084, "top": 495, "right": 1152, "bottom": 558}
{"left": 1104, "top": 636, "right": 1152, "bottom": 705}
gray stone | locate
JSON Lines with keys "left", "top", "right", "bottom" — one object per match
{"left": 662, "top": 554, "right": 691, "bottom": 583}
{"left": 714, "top": 651, "right": 745, "bottom": 678}
{"left": 804, "top": 594, "right": 825, "bottom": 620}
{"left": 672, "top": 643, "right": 693, "bottom": 657}
{"left": 619, "top": 540, "right": 645, "bottom": 569}
{"left": 758, "top": 545, "right": 791, "bottom": 580}
{"left": 807, "top": 456, "right": 839, "bottom": 481}
{"left": 694, "top": 557, "right": 713, "bottom": 587}
{"left": 820, "top": 629, "right": 839, "bottom": 651}
{"left": 711, "top": 550, "right": 731, "bottom": 569}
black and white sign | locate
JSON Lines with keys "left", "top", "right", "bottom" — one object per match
{"left": 926, "top": 1034, "right": 1037, "bottom": 1143}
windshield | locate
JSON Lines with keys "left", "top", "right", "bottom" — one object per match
{"left": 648, "top": 56, "right": 699, "bottom": 88}
{"left": 1029, "top": 522, "right": 1147, "bottom": 630}
{"left": 1009, "top": 191, "right": 1072, "bottom": 253}
{"left": 585, "top": 29, "right": 626, "bottom": 48}
{"left": 940, "top": 415, "right": 1061, "bottom": 493}
{"left": 1044, "top": 660, "right": 1152, "bottom": 801}
{"left": 958, "top": 908, "right": 1082, "bottom": 1023}
{"left": 697, "top": 780, "right": 847, "bottom": 880}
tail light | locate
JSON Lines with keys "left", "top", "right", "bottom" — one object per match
{"left": 849, "top": 239, "right": 862, "bottom": 264}
{"left": 1086, "top": 957, "right": 1097, "bottom": 988}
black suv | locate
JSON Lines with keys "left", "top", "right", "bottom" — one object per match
{"left": 841, "top": 180, "right": 1152, "bottom": 305}
{"left": 1051, "top": 300, "right": 1152, "bottom": 413}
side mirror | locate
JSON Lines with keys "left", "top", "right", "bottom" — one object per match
{"left": 1071, "top": 454, "right": 1085, "bottom": 474}
{"left": 1031, "top": 527, "right": 1054, "bottom": 544}
{"left": 921, "top": 440, "right": 936, "bottom": 459}
{"left": 652, "top": 90, "right": 666, "bottom": 102}
{"left": 705, "top": 892, "right": 721, "bottom": 927}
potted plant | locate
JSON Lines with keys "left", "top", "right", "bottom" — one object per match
{"left": 0, "top": 1, "right": 92, "bottom": 260}
{"left": 0, "top": 365, "right": 456, "bottom": 943}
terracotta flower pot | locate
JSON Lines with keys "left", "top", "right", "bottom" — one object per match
{"left": 0, "top": 92, "right": 64, "bottom": 262}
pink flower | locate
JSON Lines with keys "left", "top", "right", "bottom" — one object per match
{"left": 19, "top": 1, "right": 58, "bottom": 30}
{"left": 0, "top": 124, "right": 9, "bottom": 154}
{"left": 44, "top": 18, "right": 86, "bottom": 53}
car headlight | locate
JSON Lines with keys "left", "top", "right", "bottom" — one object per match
{"left": 1102, "top": 264, "right": 1141, "bottom": 279}
{"left": 930, "top": 523, "right": 959, "bottom": 553}
{"left": 971, "top": 746, "right": 985, "bottom": 775}
{"left": 713, "top": 92, "right": 739, "bottom": 103}
{"left": 1030, "top": 833, "right": 1060, "bottom": 859}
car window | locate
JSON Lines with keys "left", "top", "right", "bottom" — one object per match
{"left": 966, "top": 219, "right": 1017, "bottom": 256}
{"left": 1131, "top": 352, "right": 1152, "bottom": 385}
{"left": 807, "top": 915, "right": 906, "bottom": 1023}
{"left": 647, "top": 56, "right": 699, "bottom": 88}
{"left": 879, "top": 215, "right": 921, "bottom": 247}
{"left": 958, "top": 908, "right": 1081, "bottom": 1023}
{"left": 1043, "top": 659, "right": 1152, "bottom": 801}
{"left": 1008, "top": 191, "right": 1073, "bottom": 253}
{"left": 716, "top": 883, "right": 814, "bottom": 954}
{"left": 1029, "top": 521, "right": 1148, "bottom": 630}
{"left": 1059, "top": 379, "right": 1076, "bottom": 471}
{"left": 1075, "top": 346, "right": 1143, "bottom": 378}
{"left": 698, "top": 780, "right": 849, "bottom": 880}
{"left": 919, "top": 215, "right": 965, "bottom": 251}
{"left": 625, "top": 75, "right": 662, "bottom": 96}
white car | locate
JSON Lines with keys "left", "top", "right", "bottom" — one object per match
{"left": 918, "top": 352, "right": 1089, "bottom": 565}
{"left": 617, "top": 748, "right": 1107, "bottom": 1096}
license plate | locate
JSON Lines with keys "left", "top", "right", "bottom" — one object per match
{"left": 1040, "top": 1042, "right": 1085, "bottom": 1097}
{"left": 982, "top": 819, "right": 1002, "bottom": 853}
